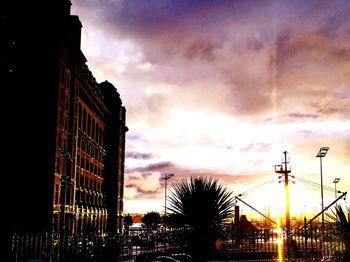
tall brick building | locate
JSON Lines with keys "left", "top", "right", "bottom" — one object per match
{"left": 2, "top": 0, "right": 127, "bottom": 245}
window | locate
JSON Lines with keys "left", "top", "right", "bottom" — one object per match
{"left": 76, "top": 190, "right": 80, "bottom": 203}
{"left": 82, "top": 109, "right": 86, "bottom": 131}
{"left": 58, "top": 110, "right": 63, "bottom": 128}
{"left": 65, "top": 93, "right": 69, "bottom": 110}
{"left": 57, "top": 133, "right": 62, "bottom": 149}
{"left": 59, "top": 88, "right": 65, "bottom": 106}
{"left": 56, "top": 157, "right": 61, "bottom": 173}
{"left": 99, "top": 127, "right": 103, "bottom": 146}
{"left": 96, "top": 125, "right": 99, "bottom": 144}
{"left": 66, "top": 71, "right": 70, "bottom": 88}
{"left": 55, "top": 184, "right": 59, "bottom": 205}
{"left": 80, "top": 174, "right": 84, "bottom": 188}
{"left": 87, "top": 143, "right": 90, "bottom": 155}
{"left": 92, "top": 119, "right": 95, "bottom": 140}
{"left": 87, "top": 114, "right": 91, "bottom": 136}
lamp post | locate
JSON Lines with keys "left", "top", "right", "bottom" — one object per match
{"left": 316, "top": 147, "right": 329, "bottom": 230}
{"left": 58, "top": 148, "right": 73, "bottom": 261}
{"left": 60, "top": 176, "right": 69, "bottom": 233}
{"left": 58, "top": 149, "right": 73, "bottom": 234}
{"left": 333, "top": 178, "right": 340, "bottom": 200}
{"left": 162, "top": 173, "right": 174, "bottom": 250}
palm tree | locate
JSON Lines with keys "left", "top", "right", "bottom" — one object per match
{"left": 167, "top": 176, "right": 235, "bottom": 260}
{"left": 327, "top": 205, "right": 350, "bottom": 262}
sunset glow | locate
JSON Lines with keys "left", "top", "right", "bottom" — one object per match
{"left": 71, "top": 0, "right": 350, "bottom": 218}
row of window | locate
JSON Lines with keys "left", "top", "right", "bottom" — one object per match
{"left": 75, "top": 190, "right": 105, "bottom": 207}
{"left": 77, "top": 102, "right": 104, "bottom": 146}
{"left": 77, "top": 154, "right": 103, "bottom": 177}
{"left": 75, "top": 206, "right": 107, "bottom": 215}
{"left": 58, "top": 109, "right": 69, "bottom": 131}
{"left": 59, "top": 87, "right": 70, "bottom": 111}
{"left": 74, "top": 212, "right": 107, "bottom": 234}
{"left": 53, "top": 179, "right": 74, "bottom": 207}
{"left": 77, "top": 136, "right": 105, "bottom": 163}
{"left": 60, "top": 62, "right": 71, "bottom": 91}
{"left": 53, "top": 181, "right": 104, "bottom": 207}
{"left": 77, "top": 171, "right": 102, "bottom": 192}
{"left": 56, "top": 68, "right": 70, "bottom": 177}
{"left": 56, "top": 156, "right": 68, "bottom": 176}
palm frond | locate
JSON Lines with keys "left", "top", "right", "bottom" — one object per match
{"left": 167, "top": 176, "right": 235, "bottom": 259}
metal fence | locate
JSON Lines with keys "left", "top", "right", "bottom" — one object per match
{"left": 213, "top": 227, "right": 346, "bottom": 261}
{"left": 11, "top": 232, "right": 131, "bottom": 262}
{"left": 10, "top": 227, "right": 347, "bottom": 261}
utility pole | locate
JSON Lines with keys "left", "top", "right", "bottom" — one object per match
{"left": 274, "top": 151, "right": 293, "bottom": 258}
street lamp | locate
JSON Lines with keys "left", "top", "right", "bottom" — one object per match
{"left": 162, "top": 173, "right": 174, "bottom": 250}
{"left": 333, "top": 178, "right": 340, "bottom": 199}
{"left": 163, "top": 173, "right": 174, "bottom": 219}
{"left": 316, "top": 146, "right": 329, "bottom": 229}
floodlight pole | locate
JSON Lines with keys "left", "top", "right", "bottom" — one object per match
{"left": 316, "top": 147, "right": 329, "bottom": 230}
{"left": 333, "top": 178, "right": 340, "bottom": 200}
{"left": 162, "top": 173, "right": 174, "bottom": 251}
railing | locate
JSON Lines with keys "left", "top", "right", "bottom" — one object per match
{"left": 217, "top": 227, "right": 346, "bottom": 261}
{"left": 11, "top": 232, "right": 131, "bottom": 262}
{"left": 10, "top": 227, "right": 347, "bottom": 261}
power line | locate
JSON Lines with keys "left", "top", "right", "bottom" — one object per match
{"left": 238, "top": 178, "right": 278, "bottom": 197}
{"left": 295, "top": 177, "right": 335, "bottom": 192}
{"left": 236, "top": 176, "right": 337, "bottom": 205}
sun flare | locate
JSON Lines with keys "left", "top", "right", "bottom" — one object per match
{"left": 238, "top": 179, "right": 322, "bottom": 221}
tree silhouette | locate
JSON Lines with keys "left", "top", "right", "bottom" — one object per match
{"left": 141, "top": 211, "right": 161, "bottom": 229}
{"left": 166, "top": 212, "right": 185, "bottom": 229}
{"left": 124, "top": 214, "right": 133, "bottom": 234}
{"left": 168, "top": 176, "right": 235, "bottom": 260}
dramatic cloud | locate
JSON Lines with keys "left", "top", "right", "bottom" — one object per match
{"left": 71, "top": 0, "right": 350, "bottom": 214}
{"left": 124, "top": 172, "right": 162, "bottom": 199}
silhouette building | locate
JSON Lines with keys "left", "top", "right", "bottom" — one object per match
{"left": 2, "top": 0, "right": 127, "bottom": 239}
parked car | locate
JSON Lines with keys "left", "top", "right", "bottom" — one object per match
{"left": 170, "top": 253, "right": 192, "bottom": 261}
{"left": 154, "top": 255, "right": 180, "bottom": 262}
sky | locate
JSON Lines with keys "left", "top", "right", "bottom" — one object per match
{"left": 71, "top": 0, "right": 350, "bottom": 219}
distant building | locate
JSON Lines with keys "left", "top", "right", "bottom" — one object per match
{"left": 2, "top": 0, "right": 127, "bottom": 241}
{"left": 130, "top": 213, "right": 144, "bottom": 224}
{"left": 239, "top": 215, "right": 258, "bottom": 231}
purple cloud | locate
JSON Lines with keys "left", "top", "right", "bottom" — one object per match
{"left": 288, "top": 112, "right": 319, "bottom": 119}
{"left": 241, "top": 143, "right": 272, "bottom": 153}
{"left": 128, "top": 161, "right": 177, "bottom": 173}
{"left": 126, "top": 152, "right": 153, "bottom": 160}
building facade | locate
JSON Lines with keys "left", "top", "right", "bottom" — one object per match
{"left": 2, "top": 0, "right": 127, "bottom": 240}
